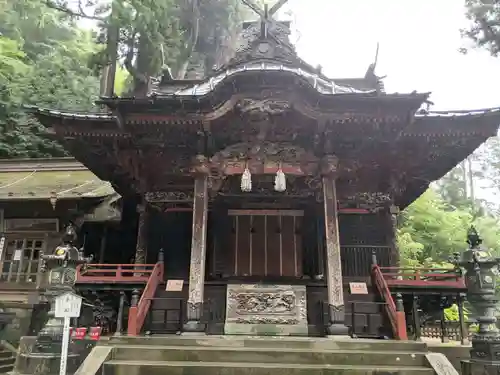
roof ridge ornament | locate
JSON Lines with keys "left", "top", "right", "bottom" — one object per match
{"left": 241, "top": 0, "right": 289, "bottom": 39}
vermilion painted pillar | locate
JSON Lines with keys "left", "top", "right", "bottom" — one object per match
{"left": 184, "top": 175, "right": 209, "bottom": 333}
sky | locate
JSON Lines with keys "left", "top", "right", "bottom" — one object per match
{"left": 280, "top": 0, "right": 500, "bottom": 111}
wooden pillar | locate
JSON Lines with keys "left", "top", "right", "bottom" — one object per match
{"left": 98, "top": 226, "right": 107, "bottom": 264}
{"left": 184, "top": 176, "right": 209, "bottom": 333}
{"left": 134, "top": 203, "right": 148, "bottom": 264}
{"left": 322, "top": 164, "right": 348, "bottom": 336}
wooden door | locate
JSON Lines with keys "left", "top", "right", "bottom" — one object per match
{"left": 227, "top": 210, "right": 303, "bottom": 278}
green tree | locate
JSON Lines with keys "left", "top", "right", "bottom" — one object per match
{"left": 0, "top": 0, "right": 100, "bottom": 158}
{"left": 398, "top": 190, "right": 472, "bottom": 266}
{"left": 47, "top": 0, "right": 248, "bottom": 94}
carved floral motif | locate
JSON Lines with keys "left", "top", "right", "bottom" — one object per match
{"left": 230, "top": 292, "right": 296, "bottom": 315}
{"left": 237, "top": 98, "right": 291, "bottom": 116}
{"left": 225, "top": 285, "right": 308, "bottom": 328}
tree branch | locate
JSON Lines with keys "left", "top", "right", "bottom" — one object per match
{"left": 44, "top": 0, "right": 105, "bottom": 21}
{"left": 176, "top": 0, "right": 201, "bottom": 79}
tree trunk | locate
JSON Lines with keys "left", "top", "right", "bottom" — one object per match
{"left": 467, "top": 157, "right": 475, "bottom": 205}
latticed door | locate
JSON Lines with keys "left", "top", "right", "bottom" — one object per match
{"left": 0, "top": 236, "right": 47, "bottom": 284}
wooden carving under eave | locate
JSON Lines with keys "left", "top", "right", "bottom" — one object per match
{"left": 145, "top": 191, "right": 194, "bottom": 203}
{"left": 209, "top": 142, "right": 320, "bottom": 176}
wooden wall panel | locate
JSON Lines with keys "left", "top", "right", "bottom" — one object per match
{"left": 266, "top": 215, "right": 281, "bottom": 276}
{"left": 251, "top": 215, "right": 266, "bottom": 276}
{"left": 227, "top": 210, "right": 304, "bottom": 278}
{"left": 236, "top": 216, "right": 251, "bottom": 276}
{"left": 228, "top": 217, "right": 236, "bottom": 276}
{"left": 281, "top": 216, "right": 295, "bottom": 277}
{"left": 294, "top": 216, "right": 303, "bottom": 277}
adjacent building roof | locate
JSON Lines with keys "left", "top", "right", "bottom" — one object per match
{"left": 0, "top": 158, "right": 115, "bottom": 200}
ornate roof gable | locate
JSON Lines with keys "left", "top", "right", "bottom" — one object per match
{"left": 152, "top": 1, "right": 375, "bottom": 97}
{"left": 218, "top": 0, "right": 312, "bottom": 72}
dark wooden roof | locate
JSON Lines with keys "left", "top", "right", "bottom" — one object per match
{"left": 23, "top": 21, "right": 500, "bottom": 208}
{"left": 27, "top": 105, "right": 500, "bottom": 208}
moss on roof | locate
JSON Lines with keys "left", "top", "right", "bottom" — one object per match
{"left": 0, "top": 170, "right": 115, "bottom": 200}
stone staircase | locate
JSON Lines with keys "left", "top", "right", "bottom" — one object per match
{"left": 83, "top": 336, "right": 452, "bottom": 375}
{"left": 0, "top": 346, "right": 16, "bottom": 374}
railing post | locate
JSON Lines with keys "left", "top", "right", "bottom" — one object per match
{"left": 395, "top": 293, "right": 408, "bottom": 340}
{"left": 440, "top": 298, "right": 449, "bottom": 343}
{"left": 115, "top": 291, "right": 126, "bottom": 336}
{"left": 371, "top": 250, "right": 378, "bottom": 267}
{"left": 458, "top": 292, "right": 469, "bottom": 345}
{"left": 412, "top": 295, "right": 421, "bottom": 341}
{"left": 350, "top": 302, "right": 356, "bottom": 338}
{"left": 415, "top": 269, "right": 421, "bottom": 281}
{"left": 127, "top": 289, "right": 140, "bottom": 336}
{"left": 158, "top": 248, "right": 164, "bottom": 278}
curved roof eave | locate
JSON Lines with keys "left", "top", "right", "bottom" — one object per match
{"left": 151, "top": 60, "right": 377, "bottom": 98}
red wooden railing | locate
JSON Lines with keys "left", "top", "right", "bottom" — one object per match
{"left": 75, "top": 264, "right": 157, "bottom": 283}
{"left": 378, "top": 267, "right": 465, "bottom": 288}
{"left": 372, "top": 264, "right": 407, "bottom": 340}
{"left": 127, "top": 262, "right": 164, "bottom": 335}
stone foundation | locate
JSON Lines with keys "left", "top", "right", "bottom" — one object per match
{"left": 224, "top": 284, "right": 307, "bottom": 336}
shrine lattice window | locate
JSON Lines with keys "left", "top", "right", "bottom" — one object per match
{"left": 1, "top": 237, "right": 46, "bottom": 283}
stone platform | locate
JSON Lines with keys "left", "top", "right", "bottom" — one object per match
{"left": 224, "top": 284, "right": 307, "bottom": 336}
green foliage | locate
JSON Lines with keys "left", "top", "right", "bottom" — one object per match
{"left": 0, "top": 0, "right": 100, "bottom": 158}
{"left": 398, "top": 190, "right": 472, "bottom": 266}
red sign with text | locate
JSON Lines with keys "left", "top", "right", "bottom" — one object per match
{"left": 89, "top": 326, "right": 102, "bottom": 341}
{"left": 70, "top": 327, "right": 87, "bottom": 340}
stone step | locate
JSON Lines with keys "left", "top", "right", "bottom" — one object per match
{"left": 0, "top": 356, "right": 15, "bottom": 366}
{"left": 107, "top": 335, "right": 428, "bottom": 352}
{"left": 111, "top": 345, "right": 427, "bottom": 366}
{"left": 0, "top": 362, "right": 14, "bottom": 374}
{"left": 0, "top": 350, "right": 13, "bottom": 359}
{"left": 103, "top": 360, "right": 434, "bottom": 375}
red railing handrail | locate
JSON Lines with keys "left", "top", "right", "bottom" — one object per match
{"left": 127, "top": 261, "right": 164, "bottom": 335}
{"left": 372, "top": 264, "right": 407, "bottom": 340}
{"left": 378, "top": 266, "right": 464, "bottom": 285}
{"left": 75, "top": 263, "right": 157, "bottom": 283}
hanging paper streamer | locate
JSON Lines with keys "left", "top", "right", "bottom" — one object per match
{"left": 274, "top": 167, "right": 286, "bottom": 192}
{"left": 241, "top": 167, "right": 252, "bottom": 192}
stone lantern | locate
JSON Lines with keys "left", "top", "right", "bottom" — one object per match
{"left": 452, "top": 227, "right": 500, "bottom": 375}
{"left": 35, "top": 223, "right": 92, "bottom": 352}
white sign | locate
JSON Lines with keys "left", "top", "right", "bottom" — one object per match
{"left": 349, "top": 282, "right": 368, "bottom": 295}
{"left": 55, "top": 292, "right": 82, "bottom": 318}
{"left": 55, "top": 292, "right": 82, "bottom": 375}
{"left": 166, "top": 279, "right": 184, "bottom": 292}
{"left": 13, "top": 249, "right": 22, "bottom": 261}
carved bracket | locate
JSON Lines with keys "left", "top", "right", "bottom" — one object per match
{"left": 145, "top": 191, "right": 194, "bottom": 203}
